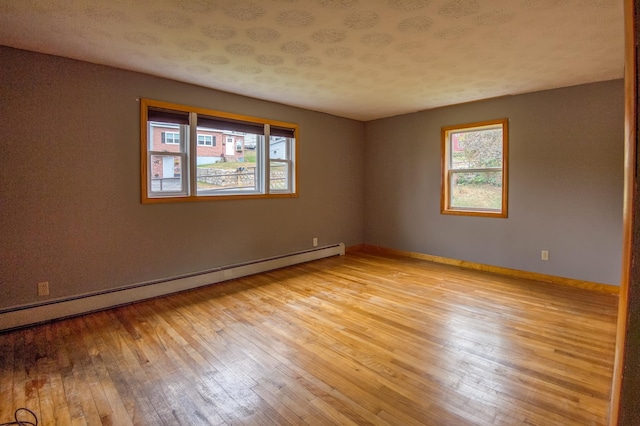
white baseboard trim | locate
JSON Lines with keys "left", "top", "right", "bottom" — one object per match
{"left": 0, "top": 243, "right": 345, "bottom": 332}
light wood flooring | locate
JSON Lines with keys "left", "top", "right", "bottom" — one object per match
{"left": 0, "top": 251, "right": 619, "bottom": 425}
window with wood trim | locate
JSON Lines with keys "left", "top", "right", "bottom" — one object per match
{"left": 441, "top": 119, "right": 508, "bottom": 217}
{"left": 141, "top": 99, "right": 298, "bottom": 202}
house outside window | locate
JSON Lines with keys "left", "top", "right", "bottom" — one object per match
{"left": 141, "top": 99, "right": 298, "bottom": 202}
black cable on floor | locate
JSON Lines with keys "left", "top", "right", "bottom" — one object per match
{"left": 0, "top": 408, "right": 38, "bottom": 426}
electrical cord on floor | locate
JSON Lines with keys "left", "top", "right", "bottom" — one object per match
{"left": 0, "top": 408, "right": 38, "bottom": 426}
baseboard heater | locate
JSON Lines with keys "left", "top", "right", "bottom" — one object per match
{"left": 0, "top": 243, "right": 345, "bottom": 332}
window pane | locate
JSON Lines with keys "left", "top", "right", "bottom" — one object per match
{"left": 451, "top": 128, "right": 502, "bottom": 170}
{"left": 150, "top": 155, "right": 184, "bottom": 193}
{"left": 270, "top": 161, "right": 288, "bottom": 190}
{"left": 148, "top": 123, "right": 187, "bottom": 152}
{"left": 196, "top": 127, "right": 261, "bottom": 195}
{"left": 269, "top": 135, "right": 290, "bottom": 160}
{"left": 450, "top": 171, "right": 502, "bottom": 210}
{"left": 142, "top": 99, "right": 298, "bottom": 201}
{"left": 197, "top": 164, "right": 257, "bottom": 194}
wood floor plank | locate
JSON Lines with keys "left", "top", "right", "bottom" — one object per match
{"left": 9, "top": 334, "right": 23, "bottom": 413}
{"left": 43, "top": 323, "right": 73, "bottom": 425}
{"left": 0, "top": 251, "right": 618, "bottom": 425}
{"left": 75, "top": 317, "right": 133, "bottom": 426}
{"left": 30, "top": 325, "right": 55, "bottom": 426}
{"left": 0, "top": 332, "right": 15, "bottom": 423}
{"left": 82, "top": 311, "right": 166, "bottom": 425}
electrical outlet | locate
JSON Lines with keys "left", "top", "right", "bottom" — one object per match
{"left": 541, "top": 250, "right": 549, "bottom": 261}
{"left": 38, "top": 281, "right": 49, "bottom": 296}
{"left": 313, "top": 237, "right": 318, "bottom": 247}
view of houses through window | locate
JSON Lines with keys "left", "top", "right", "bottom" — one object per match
{"left": 142, "top": 99, "right": 297, "bottom": 202}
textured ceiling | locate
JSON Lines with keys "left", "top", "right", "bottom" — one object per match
{"left": 0, "top": 0, "right": 624, "bottom": 121}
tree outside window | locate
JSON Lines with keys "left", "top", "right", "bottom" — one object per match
{"left": 441, "top": 119, "right": 508, "bottom": 218}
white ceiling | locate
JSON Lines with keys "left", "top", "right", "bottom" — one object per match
{"left": 0, "top": 0, "right": 624, "bottom": 121}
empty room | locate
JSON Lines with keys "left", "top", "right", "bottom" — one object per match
{"left": 1, "top": 0, "right": 639, "bottom": 425}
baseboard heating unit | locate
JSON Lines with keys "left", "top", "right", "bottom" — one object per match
{"left": 0, "top": 243, "right": 345, "bottom": 332}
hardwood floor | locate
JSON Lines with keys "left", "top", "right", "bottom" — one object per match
{"left": 0, "top": 252, "right": 618, "bottom": 425}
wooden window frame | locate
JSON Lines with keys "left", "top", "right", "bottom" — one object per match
{"left": 141, "top": 99, "right": 298, "bottom": 203}
{"left": 441, "top": 118, "right": 509, "bottom": 218}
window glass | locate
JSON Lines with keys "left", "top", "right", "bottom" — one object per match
{"left": 441, "top": 119, "right": 508, "bottom": 217}
{"left": 449, "top": 171, "right": 503, "bottom": 210}
{"left": 196, "top": 125, "right": 262, "bottom": 195}
{"left": 147, "top": 112, "right": 189, "bottom": 197}
{"left": 150, "top": 155, "right": 185, "bottom": 193}
{"left": 141, "top": 99, "right": 297, "bottom": 202}
{"left": 269, "top": 132, "right": 294, "bottom": 192}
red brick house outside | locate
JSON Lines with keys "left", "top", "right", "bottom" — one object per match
{"left": 149, "top": 123, "right": 245, "bottom": 179}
